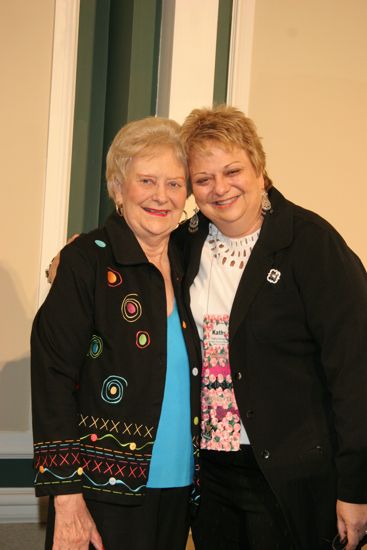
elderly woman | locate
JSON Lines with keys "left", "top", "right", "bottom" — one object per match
{"left": 31, "top": 117, "right": 200, "bottom": 550}
{"left": 178, "top": 105, "right": 367, "bottom": 550}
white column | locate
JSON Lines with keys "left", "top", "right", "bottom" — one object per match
{"left": 227, "top": 0, "right": 256, "bottom": 113}
{"left": 37, "top": 0, "right": 80, "bottom": 308}
{"left": 157, "top": 0, "right": 219, "bottom": 123}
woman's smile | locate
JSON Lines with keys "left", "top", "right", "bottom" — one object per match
{"left": 212, "top": 195, "right": 241, "bottom": 208}
{"left": 143, "top": 207, "right": 170, "bottom": 216}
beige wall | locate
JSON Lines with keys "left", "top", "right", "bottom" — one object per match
{"left": 249, "top": 0, "right": 367, "bottom": 266}
{"left": 0, "top": 1, "right": 55, "bottom": 448}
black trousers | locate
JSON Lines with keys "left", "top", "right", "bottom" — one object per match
{"left": 45, "top": 486, "right": 191, "bottom": 550}
{"left": 192, "top": 447, "right": 294, "bottom": 550}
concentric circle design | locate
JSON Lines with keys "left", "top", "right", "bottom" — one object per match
{"left": 121, "top": 294, "right": 142, "bottom": 322}
{"left": 107, "top": 267, "right": 123, "bottom": 287}
{"left": 101, "top": 375, "right": 128, "bottom": 404}
{"left": 136, "top": 331, "right": 150, "bottom": 349}
{"left": 88, "top": 335, "right": 103, "bottom": 358}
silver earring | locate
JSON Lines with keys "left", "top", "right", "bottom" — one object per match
{"left": 116, "top": 203, "right": 124, "bottom": 217}
{"left": 261, "top": 190, "right": 272, "bottom": 216}
{"left": 188, "top": 208, "right": 199, "bottom": 233}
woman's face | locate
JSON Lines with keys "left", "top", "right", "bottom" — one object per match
{"left": 189, "top": 142, "right": 264, "bottom": 237}
{"left": 115, "top": 146, "right": 187, "bottom": 245}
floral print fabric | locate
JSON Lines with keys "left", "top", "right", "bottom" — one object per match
{"left": 200, "top": 314, "right": 241, "bottom": 451}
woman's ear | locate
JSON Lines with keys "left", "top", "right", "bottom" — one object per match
{"left": 113, "top": 178, "right": 123, "bottom": 205}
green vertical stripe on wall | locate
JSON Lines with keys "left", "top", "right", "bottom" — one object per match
{"left": 68, "top": 0, "right": 110, "bottom": 236}
{"left": 127, "top": 0, "right": 163, "bottom": 121}
{"left": 213, "top": 0, "right": 233, "bottom": 105}
{"left": 150, "top": 0, "right": 163, "bottom": 115}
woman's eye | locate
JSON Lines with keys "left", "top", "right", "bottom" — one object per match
{"left": 227, "top": 169, "right": 240, "bottom": 176}
{"left": 168, "top": 180, "right": 181, "bottom": 188}
{"left": 194, "top": 178, "right": 210, "bottom": 186}
{"left": 141, "top": 178, "right": 153, "bottom": 185}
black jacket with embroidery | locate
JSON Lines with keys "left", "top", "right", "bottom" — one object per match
{"left": 31, "top": 212, "right": 201, "bottom": 505}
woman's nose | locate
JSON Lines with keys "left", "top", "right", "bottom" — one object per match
{"left": 153, "top": 182, "right": 168, "bottom": 203}
{"left": 213, "top": 175, "right": 230, "bottom": 196}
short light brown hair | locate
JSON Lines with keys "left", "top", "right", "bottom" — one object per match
{"left": 106, "top": 116, "right": 189, "bottom": 202}
{"left": 180, "top": 104, "right": 272, "bottom": 189}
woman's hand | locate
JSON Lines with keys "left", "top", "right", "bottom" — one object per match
{"left": 336, "top": 500, "right": 367, "bottom": 550}
{"left": 47, "top": 234, "right": 79, "bottom": 284}
{"left": 53, "top": 493, "right": 103, "bottom": 550}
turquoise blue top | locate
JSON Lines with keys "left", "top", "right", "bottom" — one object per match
{"left": 147, "top": 302, "right": 194, "bottom": 488}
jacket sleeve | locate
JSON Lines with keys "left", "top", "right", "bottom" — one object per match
{"left": 31, "top": 242, "right": 95, "bottom": 496}
{"left": 294, "top": 220, "right": 367, "bottom": 503}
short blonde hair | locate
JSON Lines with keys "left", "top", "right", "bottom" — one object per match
{"left": 181, "top": 104, "right": 272, "bottom": 189}
{"left": 106, "top": 117, "right": 189, "bottom": 202}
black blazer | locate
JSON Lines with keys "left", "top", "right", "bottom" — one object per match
{"left": 179, "top": 187, "right": 367, "bottom": 548}
{"left": 31, "top": 212, "right": 201, "bottom": 506}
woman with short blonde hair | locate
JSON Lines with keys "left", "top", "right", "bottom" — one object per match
{"left": 180, "top": 104, "right": 367, "bottom": 550}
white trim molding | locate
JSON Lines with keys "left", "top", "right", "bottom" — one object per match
{"left": 227, "top": 0, "right": 256, "bottom": 113}
{"left": 37, "top": 0, "right": 80, "bottom": 307}
{"left": 0, "top": 432, "right": 33, "bottom": 459}
{"left": 0, "top": 488, "right": 48, "bottom": 524}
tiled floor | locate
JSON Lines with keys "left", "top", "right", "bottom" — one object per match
{"left": 0, "top": 523, "right": 196, "bottom": 549}
{"left": 0, "top": 523, "right": 46, "bottom": 549}
{"left": 1, "top": 523, "right": 365, "bottom": 550}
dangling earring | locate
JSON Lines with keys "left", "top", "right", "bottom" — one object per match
{"left": 188, "top": 208, "right": 199, "bottom": 233}
{"left": 261, "top": 190, "right": 272, "bottom": 216}
{"left": 179, "top": 210, "right": 188, "bottom": 225}
{"left": 116, "top": 203, "right": 124, "bottom": 217}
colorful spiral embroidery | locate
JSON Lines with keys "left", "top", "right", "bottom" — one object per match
{"left": 101, "top": 375, "right": 128, "bottom": 404}
{"left": 121, "top": 294, "right": 142, "bottom": 322}
{"left": 136, "top": 331, "right": 150, "bottom": 349}
{"left": 88, "top": 335, "right": 103, "bottom": 358}
{"left": 107, "top": 268, "right": 123, "bottom": 287}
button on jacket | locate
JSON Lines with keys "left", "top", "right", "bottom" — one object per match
{"left": 31, "top": 212, "right": 201, "bottom": 506}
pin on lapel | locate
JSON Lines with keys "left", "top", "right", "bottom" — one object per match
{"left": 267, "top": 269, "right": 281, "bottom": 284}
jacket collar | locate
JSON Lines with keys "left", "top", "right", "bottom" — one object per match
{"left": 105, "top": 212, "right": 149, "bottom": 266}
{"left": 104, "top": 211, "right": 184, "bottom": 278}
{"left": 257, "top": 186, "right": 294, "bottom": 254}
